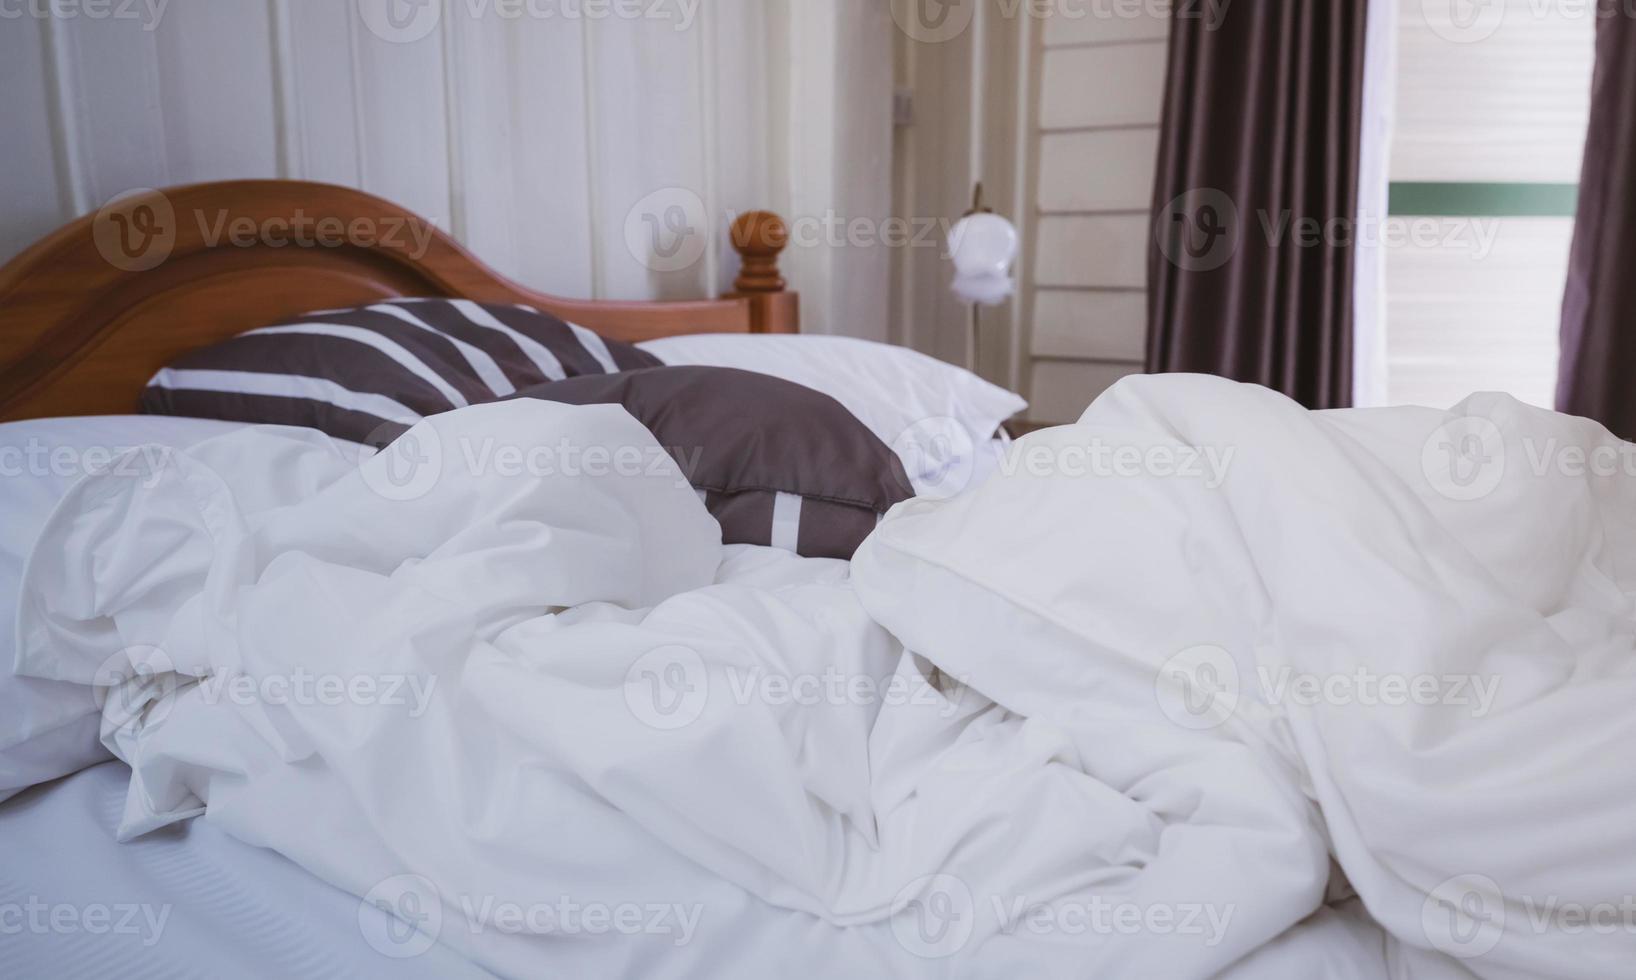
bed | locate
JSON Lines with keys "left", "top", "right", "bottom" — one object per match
{"left": 5, "top": 182, "right": 1630, "bottom": 980}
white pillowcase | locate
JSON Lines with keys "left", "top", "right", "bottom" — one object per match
{"left": 639, "top": 334, "right": 1026, "bottom": 497}
{"left": 0, "top": 415, "right": 246, "bottom": 802}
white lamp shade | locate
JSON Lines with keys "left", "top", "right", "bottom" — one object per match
{"left": 948, "top": 212, "right": 1019, "bottom": 307}
{"left": 948, "top": 212, "right": 1019, "bottom": 279}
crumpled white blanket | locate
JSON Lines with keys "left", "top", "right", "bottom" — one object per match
{"left": 15, "top": 378, "right": 1634, "bottom": 978}
{"left": 853, "top": 376, "right": 1636, "bottom": 980}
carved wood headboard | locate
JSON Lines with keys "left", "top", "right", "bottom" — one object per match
{"left": 0, "top": 180, "right": 797, "bottom": 421}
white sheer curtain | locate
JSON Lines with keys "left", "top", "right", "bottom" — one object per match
{"left": 1351, "top": 0, "right": 1398, "bottom": 408}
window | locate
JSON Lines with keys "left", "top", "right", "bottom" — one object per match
{"left": 1383, "top": 0, "right": 1595, "bottom": 410}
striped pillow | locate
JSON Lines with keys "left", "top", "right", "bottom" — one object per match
{"left": 141, "top": 299, "right": 660, "bottom": 445}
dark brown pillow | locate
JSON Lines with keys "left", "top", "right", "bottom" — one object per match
{"left": 513, "top": 367, "right": 914, "bottom": 559}
{"left": 140, "top": 299, "right": 660, "bottom": 444}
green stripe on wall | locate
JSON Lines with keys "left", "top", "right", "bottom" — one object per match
{"left": 1389, "top": 182, "right": 1579, "bottom": 217}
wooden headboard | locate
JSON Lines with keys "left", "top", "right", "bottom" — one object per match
{"left": 0, "top": 180, "right": 797, "bottom": 422}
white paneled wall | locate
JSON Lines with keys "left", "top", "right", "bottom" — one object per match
{"left": 1038, "top": 42, "right": 1166, "bottom": 128}
{"left": 1033, "top": 215, "right": 1149, "bottom": 287}
{"left": 1036, "top": 130, "right": 1160, "bottom": 212}
{"left": 1030, "top": 289, "right": 1145, "bottom": 360}
{"left": 1022, "top": 8, "right": 1169, "bottom": 423}
{"left": 0, "top": 0, "right": 892, "bottom": 336}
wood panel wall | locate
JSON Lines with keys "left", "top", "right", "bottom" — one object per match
{"left": 0, "top": 0, "right": 892, "bottom": 338}
{"left": 1021, "top": 7, "right": 1169, "bottom": 423}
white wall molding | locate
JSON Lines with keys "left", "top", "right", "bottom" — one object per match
{"left": 344, "top": 8, "right": 369, "bottom": 189}
{"left": 439, "top": 0, "right": 467, "bottom": 243}
{"left": 41, "top": 13, "right": 88, "bottom": 217}
{"left": 578, "top": 12, "right": 605, "bottom": 298}
{"left": 1007, "top": 5, "right": 1038, "bottom": 395}
{"left": 266, "top": 0, "right": 301, "bottom": 181}
{"left": 695, "top": 0, "right": 721, "bottom": 297}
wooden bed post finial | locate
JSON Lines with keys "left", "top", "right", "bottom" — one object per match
{"left": 728, "top": 211, "right": 798, "bottom": 334}
{"left": 730, "top": 211, "right": 789, "bottom": 294}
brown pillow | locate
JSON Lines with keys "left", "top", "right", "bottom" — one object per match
{"left": 513, "top": 367, "right": 914, "bottom": 559}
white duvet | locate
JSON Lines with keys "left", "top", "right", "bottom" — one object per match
{"left": 15, "top": 376, "right": 1635, "bottom": 978}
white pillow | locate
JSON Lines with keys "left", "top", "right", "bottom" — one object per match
{"left": 639, "top": 334, "right": 1026, "bottom": 498}
{"left": 0, "top": 415, "right": 245, "bottom": 801}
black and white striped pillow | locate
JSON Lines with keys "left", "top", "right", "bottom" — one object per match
{"left": 141, "top": 299, "right": 660, "bottom": 445}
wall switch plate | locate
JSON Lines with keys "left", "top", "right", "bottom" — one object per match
{"left": 894, "top": 87, "right": 915, "bottom": 128}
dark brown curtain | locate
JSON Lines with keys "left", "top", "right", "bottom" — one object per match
{"left": 1557, "top": 2, "right": 1636, "bottom": 436}
{"left": 1146, "top": 1, "right": 1369, "bottom": 410}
